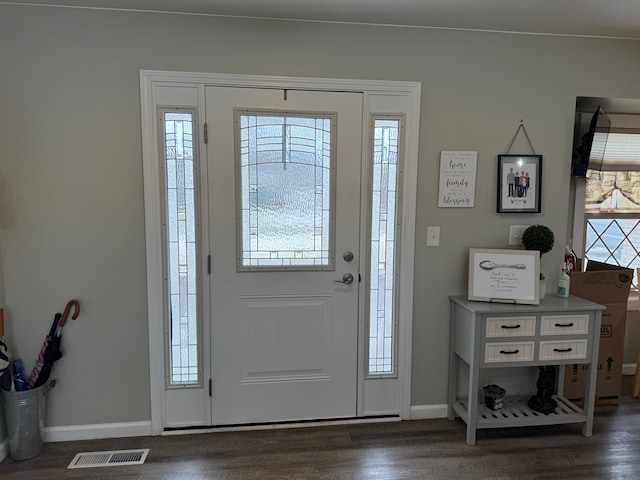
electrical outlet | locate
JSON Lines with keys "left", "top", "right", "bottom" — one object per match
{"left": 509, "top": 225, "right": 529, "bottom": 246}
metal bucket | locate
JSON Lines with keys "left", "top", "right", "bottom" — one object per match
{"left": 1, "top": 381, "right": 54, "bottom": 461}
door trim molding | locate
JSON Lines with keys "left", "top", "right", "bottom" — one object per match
{"left": 140, "top": 70, "right": 421, "bottom": 434}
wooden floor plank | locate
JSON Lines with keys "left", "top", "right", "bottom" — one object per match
{"left": 2, "top": 390, "right": 640, "bottom": 479}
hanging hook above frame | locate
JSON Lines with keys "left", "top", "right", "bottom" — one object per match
{"left": 506, "top": 119, "right": 537, "bottom": 155}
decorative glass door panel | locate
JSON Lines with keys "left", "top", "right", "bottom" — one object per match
{"left": 237, "top": 113, "right": 335, "bottom": 270}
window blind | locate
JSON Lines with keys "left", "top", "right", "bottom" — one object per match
{"left": 600, "top": 130, "right": 640, "bottom": 171}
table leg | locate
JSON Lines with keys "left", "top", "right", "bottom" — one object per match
{"left": 582, "top": 311, "right": 601, "bottom": 437}
{"left": 466, "top": 357, "right": 479, "bottom": 445}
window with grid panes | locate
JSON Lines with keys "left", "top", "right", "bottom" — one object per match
{"left": 583, "top": 131, "right": 640, "bottom": 289}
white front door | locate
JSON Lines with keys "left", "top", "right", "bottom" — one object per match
{"left": 206, "top": 87, "right": 363, "bottom": 424}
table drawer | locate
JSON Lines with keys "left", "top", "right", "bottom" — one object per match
{"left": 485, "top": 341, "right": 535, "bottom": 363}
{"left": 486, "top": 316, "right": 536, "bottom": 337}
{"left": 539, "top": 339, "right": 588, "bottom": 361}
{"left": 540, "top": 314, "right": 589, "bottom": 335}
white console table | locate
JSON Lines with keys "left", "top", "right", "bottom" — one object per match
{"left": 448, "top": 295, "right": 605, "bottom": 445}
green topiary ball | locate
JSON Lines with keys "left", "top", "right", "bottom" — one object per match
{"left": 522, "top": 225, "right": 555, "bottom": 256}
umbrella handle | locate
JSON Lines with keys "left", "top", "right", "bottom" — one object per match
{"left": 44, "top": 379, "right": 56, "bottom": 393}
{"left": 59, "top": 300, "right": 80, "bottom": 328}
{"left": 0, "top": 308, "right": 4, "bottom": 337}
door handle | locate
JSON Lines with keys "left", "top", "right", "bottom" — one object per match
{"left": 335, "top": 273, "right": 354, "bottom": 284}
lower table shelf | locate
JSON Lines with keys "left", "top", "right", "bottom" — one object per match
{"left": 452, "top": 395, "right": 587, "bottom": 429}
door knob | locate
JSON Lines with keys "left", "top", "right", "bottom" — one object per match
{"left": 343, "top": 251, "right": 354, "bottom": 262}
{"left": 335, "top": 273, "right": 354, "bottom": 284}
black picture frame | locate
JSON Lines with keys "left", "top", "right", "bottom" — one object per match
{"left": 497, "top": 154, "right": 542, "bottom": 213}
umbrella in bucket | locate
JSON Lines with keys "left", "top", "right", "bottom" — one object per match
{"left": 28, "top": 313, "right": 62, "bottom": 389}
{"left": 0, "top": 308, "right": 12, "bottom": 391}
{"left": 33, "top": 300, "right": 80, "bottom": 388}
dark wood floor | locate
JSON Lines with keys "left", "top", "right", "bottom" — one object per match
{"left": 2, "top": 383, "right": 640, "bottom": 479}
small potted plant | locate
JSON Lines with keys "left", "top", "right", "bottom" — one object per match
{"left": 521, "top": 224, "right": 554, "bottom": 298}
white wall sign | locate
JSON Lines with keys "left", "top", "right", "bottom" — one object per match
{"left": 438, "top": 151, "right": 477, "bottom": 208}
{"left": 468, "top": 248, "right": 540, "bottom": 305}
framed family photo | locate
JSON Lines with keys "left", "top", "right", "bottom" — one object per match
{"left": 497, "top": 154, "right": 542, "bottom": 213}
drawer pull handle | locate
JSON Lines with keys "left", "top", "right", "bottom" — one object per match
{"left": 553, "top": 347, "right": 573, "bottom": 353}
{"left": 554, "top": 322, "right": 575, "bottom": 328}
{"left": 501, "top": 324, "right": 521, "bottom": 329}
{"left": 499, "top": 349, "right": 520, "bottom": 355}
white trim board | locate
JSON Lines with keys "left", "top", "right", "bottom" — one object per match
{"left": 410, "top": 404, "right": 449, "bottom": 420}
{"left": 44, "top": 421, "right": 152, "bottom": 443}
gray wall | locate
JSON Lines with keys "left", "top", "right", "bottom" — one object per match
{"left": 1, "top": 4, "right": 639, "bottom": 431}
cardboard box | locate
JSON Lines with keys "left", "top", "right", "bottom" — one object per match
{"left": 562, "top": 261, "right": 633, "bottom": 405}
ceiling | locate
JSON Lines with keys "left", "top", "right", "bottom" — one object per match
{"left": 6, "top": 0, "right": 640, "bottom": 39}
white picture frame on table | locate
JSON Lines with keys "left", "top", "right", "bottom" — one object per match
{"left": 468, "top": 248, "right": 540, "bottom": 305}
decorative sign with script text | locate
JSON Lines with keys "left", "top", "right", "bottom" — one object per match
{"left": 468, "top": 248, "right": 540, "bottom": 305}
{"left": 438, "top": 151, "right": 477, "bottom": 208}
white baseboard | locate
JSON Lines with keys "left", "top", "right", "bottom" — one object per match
{"left": 623, "top": 363, "right": 637, "bottom": 376}
{"left": 44, "top": 410, "right": 449, "bottom": 443}
{"left": 4, "top": 406, "right": 448, "bottom": 451}
{"left": 410, "top": 403, "right": 448, "bottom": 419}
{"left": 44, "top": 421, "right": 152, "bottom": 443}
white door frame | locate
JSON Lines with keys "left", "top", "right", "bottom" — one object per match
{"left": 140, "top": 70, "right": 421, "bottom": 435}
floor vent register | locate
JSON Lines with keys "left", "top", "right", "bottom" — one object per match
{"left": 67, "top": 449, "right": 149, "bottom": 469}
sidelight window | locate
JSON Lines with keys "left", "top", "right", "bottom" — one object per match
{"left": 161, "top": 109, "right": 201, "bottom": 385}
{"left": 368, "top": 117, "right": 404, "bottom": 375}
